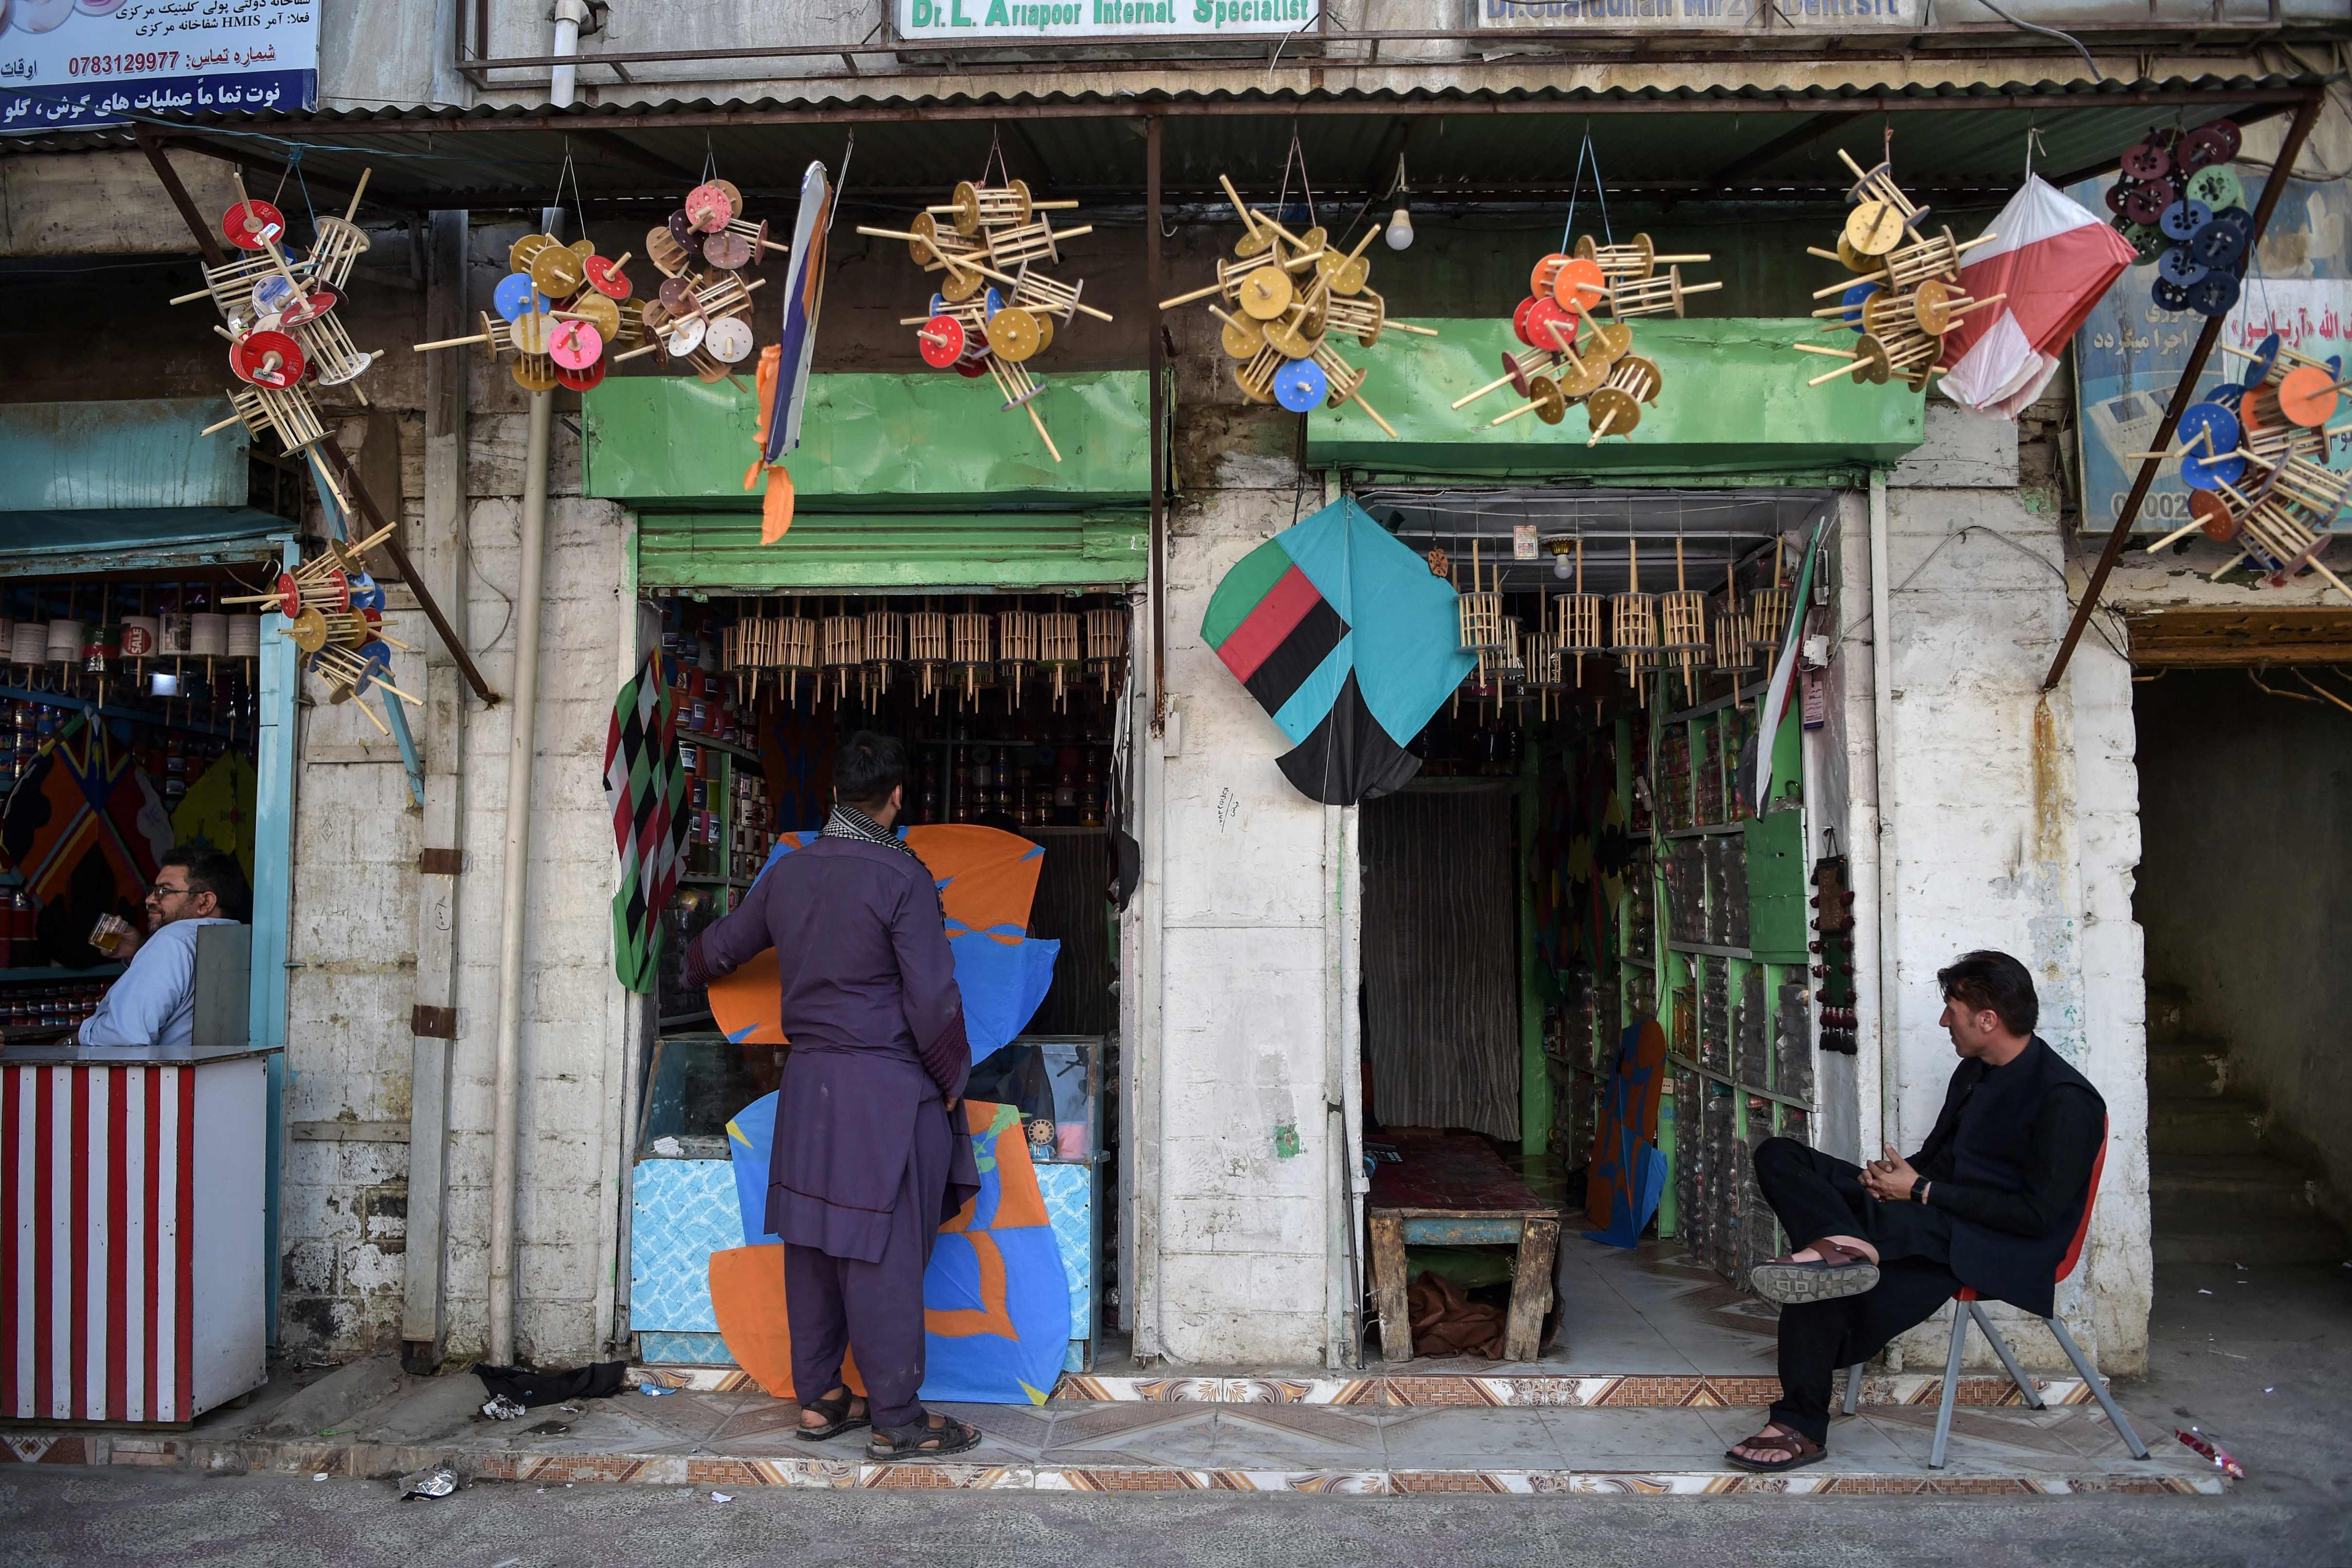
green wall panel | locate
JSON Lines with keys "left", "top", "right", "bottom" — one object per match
{"left": 1307, "top": 318, "right": 1925, "bottom": 480}
{"left": 583, "top": 372, "right": 1151, "bottom": 510}
{"left": 636, "top": 510, "right": 1146, "bottom": 591}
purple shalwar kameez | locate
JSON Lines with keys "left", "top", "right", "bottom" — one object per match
{"left": 684, "top": 815, "right": 978, "bottom": 1428}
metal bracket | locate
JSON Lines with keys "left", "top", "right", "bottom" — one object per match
{"left": 412, "top": 1004, "right": 457, "bottom": 1039}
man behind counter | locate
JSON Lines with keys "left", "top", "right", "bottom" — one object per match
{"left": 77, "top": 847, "right": 249, "bottom": 1054}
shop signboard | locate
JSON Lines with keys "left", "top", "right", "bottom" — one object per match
{"left": 0, "top": 0, "right": 317, "bottom": 133}
{"left": 893, "top": 0, "right": 1317, "bottom": 41}
{"left": 2070, "top": 174, "right": 2352, "bottom": 534}
{"left": 1472, "top": 0, "right": 1917, "bottom": 29}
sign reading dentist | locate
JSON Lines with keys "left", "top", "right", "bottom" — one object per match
{"left": 895, "top": 0, "right": 1318, "bottom": 40}
{"left": 0, "top": 0, "right": 318, "bottom": 134}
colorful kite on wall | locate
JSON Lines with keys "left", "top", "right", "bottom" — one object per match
{"left": 744, "top": 160, "right": 834, "bottom": 543}
{"left": 0, "top": 713, "right": 173, "bottom": 962}
{"left": 1203, "top": 495, "right": 1475, "bottom": 805}
{"left": 711, "top": 1097, "right": 1073, "bottom": 1406}
{"left": 706, "top": 822, "right": 1058, "bottom": 1065}
{"left": 1584, "top": 1018, "right": 1669, "bottom": 1248}
{"left": 605, "top": 656, "right": 693, "bottom": 994}
{"left": 171, "top": 749, "right": 260, "bottom": 888}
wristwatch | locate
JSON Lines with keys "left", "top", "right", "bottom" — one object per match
{"left": 1911, "top": 1176, "right": 1931, "bottom": 1203}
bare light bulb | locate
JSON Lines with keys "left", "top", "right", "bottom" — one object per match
{"left": 1552, "top": 551, "right": 1571, "bottom": 580}
{"left": 1384, "top": 200, "right": 1414, "bottom": 251}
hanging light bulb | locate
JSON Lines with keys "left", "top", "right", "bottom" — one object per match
{"left": 1553, "top": 547, "right": 1572, "bottom": 581}
{"left": 1384, "top": 154, "right": 1414, "bottom": 251}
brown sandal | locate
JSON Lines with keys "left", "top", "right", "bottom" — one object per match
{"left": 865, "top": 1412, "right": 983, "bottom": 1462}
{"left": 1750, "top": 1238, "right": 1881, "bottom": 1306}
{"left": 1724, "top": 1424, "right": 1828, "bottom": 1474}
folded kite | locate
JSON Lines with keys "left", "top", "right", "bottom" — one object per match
{"left": 1939, "top": 177, "right": 2135, "bottom": 418}
{"left": 713, "top": 1097, "right": 1072, "bottom": 1406}
{"left": 706, "top": 822, "right": 1058, "bottom": 1066}
{"left": 1203, "top": 496, "right": 1475, "bottom": 806}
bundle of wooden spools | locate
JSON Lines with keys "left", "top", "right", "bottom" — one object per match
{"left": 1454, "top": 533, "right": 1797, "bottom": 718}
{"left": 854, "top": 178, "right": 1109, "bottom": 464}
{"left": 719, "top": 599, "right": 1124, "bottom": 713}
{"left": 1158, "top": 176, "right": 1435, "bottom": 438}
{"left": 1793, "top": 151, "right": 2006, "bottom": 395}
{"left": 2139, "top": 332, "right": 2352, "bottom": 603}
{"left": 180, "top": 169, "right": 388, "bottom": 503}
{"left": 412, "top": 220, "right": 643, "bottom": 390}
{"left": 1453, "top": 233, "right": 1714, "bottom": 446}
{"left": 219, "top": 522, "right": 423, "bottom": 736}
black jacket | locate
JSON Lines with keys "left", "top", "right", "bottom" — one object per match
{"left": 1910, "top": 1037, "right": 2106, "bottom": 1317}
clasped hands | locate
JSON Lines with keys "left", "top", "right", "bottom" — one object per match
{"left": 1857, "top": 1143, "right": 1922, "bottom": 1203}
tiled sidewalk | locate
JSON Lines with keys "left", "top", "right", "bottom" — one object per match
{"left": 4, "top": 1379, "right": 2222, "bottom": 1496}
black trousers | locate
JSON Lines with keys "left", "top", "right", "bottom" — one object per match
{"left": 1751, "top": 1137, "right": 1963, "bottom": 1446}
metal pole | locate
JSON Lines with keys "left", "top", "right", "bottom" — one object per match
{"left": 1147, "top": 113, "right": 1166, "bottom": 729}
{"left": 2042, "top": 90, "right": 2327, "bottom": 692}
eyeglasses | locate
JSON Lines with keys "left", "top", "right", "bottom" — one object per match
{"left": 148, "top": 882, "right": 194, "bottom": 900}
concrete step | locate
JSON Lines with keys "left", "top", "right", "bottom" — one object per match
{"left": 2151, "top": 1206, "right": 2349, "bottom": 1266}
{"left": 2147, "top": 1039, "right": 2234, "bottom": 1100}
{"left": 2150, "top": 1153, "right": 2325, "bottom": 1205}
{"left": 2149, "top": 1097, "right": 2267, "bottom": 1158}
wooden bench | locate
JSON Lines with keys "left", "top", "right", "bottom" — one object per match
{"left": 1366, "top": 1128, "right": 1561, "bottom": 1364}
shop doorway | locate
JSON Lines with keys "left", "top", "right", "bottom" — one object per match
{"left": 2130, "top": 657, "right": 2352, "bottom": 1278}
{"left": 627, "top": 589, "right": 1132, "bottom": 1374}
{"left": 1347, "top": 489, "right": 1832, "bottom": 1368}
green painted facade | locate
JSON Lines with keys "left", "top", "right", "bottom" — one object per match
{"left": 582, "top": 371, "right": 1154, "bottom": 511}
{"left": 634, "top": 509, "right": 1146, "bottom": 591}
{"left": 1308, "top": 318, "right": 1926, "bottom": 481}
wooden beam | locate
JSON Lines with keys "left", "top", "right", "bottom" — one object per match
{"left": 1678, "top": 109, "right": 1868, "bottom": 206}
{"left": 2130, "top": 643, "right": 2352, "bottom": 667}
{"left": 317, "top": 437, "right": 501, "bottom": 706}
{"left": 2044, "top": 90, "right": 2330, "bottom": 692}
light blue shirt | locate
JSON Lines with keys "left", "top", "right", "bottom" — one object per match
{"left": 77, "top": 917, "right": 242, "bottom": 1054}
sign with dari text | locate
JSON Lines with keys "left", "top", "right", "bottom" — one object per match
{"left": 1472, "top": 0, "right": 1916, "bottom": 28}
{"left": 0, "top": 0, "right": 316, "bottom": 133}
{"left": 895, "top": 0, "right": 1317, "bottom": 41}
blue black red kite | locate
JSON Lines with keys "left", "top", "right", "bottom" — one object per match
{"left": 1202, "top": 497, "right": 1474, "bottom": 805}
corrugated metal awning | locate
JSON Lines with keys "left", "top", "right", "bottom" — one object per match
{"left": 17, "top": 74, "right": 2316, "bottom": 217}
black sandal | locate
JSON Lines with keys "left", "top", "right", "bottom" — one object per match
{"left": 1723, "top": 1423, "right": 1828, "bottom": 1475}
{"left": 793, "top": 1388, "right": 869, "bottom": 1442}
{"left": 865, "top": 1413, "right": 983, "bottom": 1461}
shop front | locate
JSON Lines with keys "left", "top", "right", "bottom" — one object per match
{"left": 582, "top": 368, "right": 1152, "bottom": 1377}
{"left": 0, "top": 398, "right": 296, "bottom": 1423}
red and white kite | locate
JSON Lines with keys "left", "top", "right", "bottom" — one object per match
{"left": 1938, "top": 176, "right": 2135, "bottom": 419}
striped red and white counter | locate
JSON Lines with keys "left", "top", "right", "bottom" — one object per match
{"left": 4, "top": 1054, "right": 267, "bottom": 1425}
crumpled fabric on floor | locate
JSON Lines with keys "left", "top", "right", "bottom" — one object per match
{"left": 472, "top": 1360, "right": 629, "bottom": 1409}
{"left": 1407, "top": 1271, "right": 1507, "bottom": 1359}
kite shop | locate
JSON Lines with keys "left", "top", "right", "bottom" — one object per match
{"left": 1203, "top": 313, "right": 1925, "bottom": 1370}
{"left": 586, "top": 370, "right": 1149, "bottom": 1384}
{"left": 0, "top": 398, "right": 291, "bottom": 1423}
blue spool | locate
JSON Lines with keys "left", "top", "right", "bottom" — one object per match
{"left": 492, "top": 272, "right": 550, "bottom": 322}
{"left": 2243, "top": 331, "right": 2281, "bottom": 389}
{"left": 2160, "top": 199, "right": 2212, "bottom": 242}
{"left": 2176, "top": 401, "right": 2245, "bottom": 492}
{"left": 1840, "top": 281, "right": 1880, "bottom": 334}
{"left": 1272, "top": 356, "right": 1329, "bottom": 413}
{"left": 347, "top": 571, "right": 385, "bottom": 612}
{"left": 2157, "top": 247, "right": 2209, "bottom": 288}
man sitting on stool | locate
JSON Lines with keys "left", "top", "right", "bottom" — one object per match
{"left": 1724, "top": 950, "right": 2105, "bottom": 1474}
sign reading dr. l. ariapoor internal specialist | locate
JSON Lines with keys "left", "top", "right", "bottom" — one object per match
{"left": 895, "top": 0, "right": 1318, "bottom": 40}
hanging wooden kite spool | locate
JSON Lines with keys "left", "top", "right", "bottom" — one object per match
{"left": 1612, "top": 537, "right": 1659, "bottom": 703}
{"left": 1554, "top": 539, "right": 1607, "bottom": 688}
{"left": 1660, "top": 537, "right": 1709, "bottom": 691}
{"left": 1084, "top": 605, "right": 1126, "bottom": 693}
{"left": 950, "top": 609, "right": 994, "bottom": 706}
{"left": 1810, "top": 228, "right": 1992, "bottom": 297}
{"left": 820, "top": 610, "right": 864, "bottom": 705}
{"left": 997, "top": 605, "right": 1040, "bottom": 708}
{"left": 908, "top": 608, "right": 949, "bottom": 706}
{"left": 1011, "top": 265, "right": 1107, "bottom": 326}
{"left": 292, "top": 311, "right": 379, "bottom": 391}
{"left": 1586, "top": 355, "right": 1661, "bottom": 446}
{"left": 983, "top": 355, "right": 1063, "bottom": 464}
{"left": 208, "top": 383, "right": 328, "bottom": 455}
{"left": 1713, "top": 562, "right": 1759, "bottom": 674}
{"left": 860, "top": 608, "right": 904, "bottom": 699}
{"left": 1311, "top": 342, "right": 1398, "bottom": 438}
{"left": 986, "top": 216, "right": 1090, "bottom": 272}
{"left": 1039, "top": 609, "right": 1082, "bottom": 711}
{"left": 1457, "top": 538, "right": 1507, "bottom": 695}
{"left": 1607, "top": 267, "right": 1723, "bottom": 320}
{"left": 774, "top": 613, "right": 819, "bottom": 704}
{"left": 1748, "top": 537, "right": 1793, "bottom": 656}
{"left": 176, "top": 249, "right": 313, "bottom": 322}
{"left": 1576, "top": 232, "right": 1713, "bottom": 286}
{"left": 1837, "top": 149, "right": 1930, "bottom": 254}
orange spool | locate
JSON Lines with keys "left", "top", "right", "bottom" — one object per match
{"left": 2191, "top": 489, "right": 2237, "bottom": 543}
{"left": 1549, "top": 255, "right": 1609, "bottom": 313}
{"left": 2276, "top": 365, "right": 2340, "bottom": 429}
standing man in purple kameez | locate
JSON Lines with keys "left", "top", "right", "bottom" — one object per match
{"left": 683, "top": 731, "right": 983, "bottom": 1460}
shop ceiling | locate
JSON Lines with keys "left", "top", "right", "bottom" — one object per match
{"left": 2126, "top": 607, "right": 2352, "bottom": 668}
{"left": 16, "top": 75, "right": 2317, "bottom": 219}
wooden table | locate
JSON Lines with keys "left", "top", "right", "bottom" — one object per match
{"left": 1366, "top": 1128, "right": 1561, "bottom": 1364}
